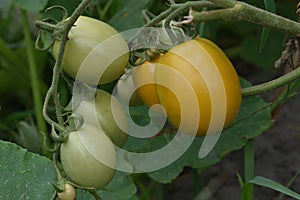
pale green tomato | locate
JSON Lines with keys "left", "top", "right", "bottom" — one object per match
{"left": 116, "top": 70, "right": 144, "bottom": 106}
{"left": 52, "top": 16, "right": 129, "bottom": 85}
{"left": 74, "top": 89, "right": 128, "bottom": 147}
{"left": 60, "top": 123, "right": 116, "bottom": 189}
{"left": 57, "top": 183, "right": 76, "bottom": 200}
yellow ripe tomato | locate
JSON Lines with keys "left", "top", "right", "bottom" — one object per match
{"left": 132, "top": 56, "right": 161, "bottom": 109}
{"left": 52, "top": 16, "right": 129, "bottom": 85}
{"left": 155, "top": 38, "right": 241, "bottom": 136}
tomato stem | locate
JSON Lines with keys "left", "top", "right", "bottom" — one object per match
{"left": 41, "top": 0, "right": 91, "bottom": 133}
{"left": 192, "top": 1, "right": 300, "bottom": 35}
{"left": 243, "top": 139, "right": 254, "bottom": 199}
{"left": 35, "top": 21, "right": 58, "bottom": 33}
{"left": 242, "top": 66, "right": 300, "bottom": 96}
{"left": 144, "top": 1, "right": 214, "bottom": 28}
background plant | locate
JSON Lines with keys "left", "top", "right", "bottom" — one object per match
{"left": 1, "top": 0, "right": 300, "bottom": 199}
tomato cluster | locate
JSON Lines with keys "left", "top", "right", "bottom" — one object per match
{"left": 60, "top": 89, "right": 128, "bottom": 189}
{"left": 53, "top": 16, "right": 241, "bottom": 190}
{"left": 53, "top": 16, "right": 129, "bottom": 191}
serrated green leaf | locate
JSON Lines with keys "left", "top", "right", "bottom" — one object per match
{"left": 249, "top": 176, "right": 300, "bottom": 199}
{"left": 0, "top": 140, "right": 56, "bottom": 200}
{"left": 14, "top": 0, "right": 48, "bottom": 12}
{"left": 76, "top": 171, "right": 138, "bottom": 200}
{"left": 259, "top": 0, "right": 276, "bottom": 52}
{"left": 145, "top": 79, "right": 271, "bottom": 183}
{"left": 109, "top": 0, "right": 152, "bottom": 31}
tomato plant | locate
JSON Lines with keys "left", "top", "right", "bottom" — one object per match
{"left": 2, "top": 0, "right": 300, "bottom": 200}
{"left": 155, "top": 38, "right": 241, "bottom": 136}
{"left": 52, "top": 16, "right": 129, "bottom": 85}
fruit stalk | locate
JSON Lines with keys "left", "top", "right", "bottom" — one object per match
{"left": 242, "top": 66, "right": 300, "bottom": 96}
{"left": 192, "top": 1, "right": 300, "bottom": 35}
{"left": 40, "top": 0, "right": 91, "bottom": 132}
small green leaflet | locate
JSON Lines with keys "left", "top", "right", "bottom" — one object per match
{"left": 260, "top": 0, "right": 276, "bottom": 52}
{"left": 109, "top": 0, "right": 152, "bottom": 31}
{"left": 249, "top": 176, "right": 300, "bottom": 199}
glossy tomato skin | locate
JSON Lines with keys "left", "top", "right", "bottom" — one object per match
{"left": 57, "top": 183, "right": 76, "bottom": 200}
{"left": 52, "top": 16, "right": 129, "bottom": 85}
{"left": 60, "top": 123, "right": 116, "bottom": 189}
{"left": 116, "top": 71, "right": 144, "bottom": 106}
{"left": 132, "top": 56, "right": 161, "bottom": 108}
{"left": 155, "top": 38, "right": 241, "bottom": 136}
{"left": 74, "top": 89, "right": 128, "bottom": 147}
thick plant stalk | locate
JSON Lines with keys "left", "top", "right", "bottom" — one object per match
{"left": 21, "top": 9, "right": 48, "bottom": 153}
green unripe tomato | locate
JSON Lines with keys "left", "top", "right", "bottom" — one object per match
{"left": 52, "top": 16, "right": 129, "bottom": 85}
{"left": 57, "top": 183, "right": 76, "bottom": 200}
{"left": 74, "top": 89, "right": 128, "bottom": 147}
{"left": 60, "top": 123, "right": 116, "bottom": 189}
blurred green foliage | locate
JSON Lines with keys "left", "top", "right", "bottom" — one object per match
{"left": 0, "top": 0, "right": 299, "bottom": 199}
{"left": 0, "top": 0, "right": 298, "bottom": 153}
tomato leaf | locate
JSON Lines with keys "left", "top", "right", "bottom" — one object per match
{"left": 109, "top": 0, "right": 152, "bottom": 31}
{"left": 241, "top": 32, "right": 284, "bottom": 70}
{"left": 259, "top": 27, "right": 271, "bottom": 52}
{"left": 14, "top": 0, "right": 48, "bottom": 12}
{"left": 14, "top": 121, "right": 42, "bottom": 154}
{"left": 144, "top": 79, "right": 272, "bottom": 183}
{"left": 259, "top": 0, "right": 276, "bottom": 52}
{"left": 0, "top": 140, "right": 56, "bottom": 200}
{"left": 236, "top": 171, "right": 245, "bottom": 187}
{"left": 249, "top": 176, "right": 300, "bottom": 199}
{"left": 76, "top": 171, "right": 138, "bottom": 200}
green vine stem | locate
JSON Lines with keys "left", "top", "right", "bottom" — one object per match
{"left": 242, "top": 67, "right": 300, "bottom": 96}
{"left": 21, "top": 9, "right": 48, "bottom": 153}
{"left": 243, "top": 139, "right": 254, "bottom": 199}
{"left": 144, "top": 1, "right": 215, "bottom": 27}
{"left": 40, "top": 0, "right": 91, "bottom": 133}
{"left": 192, "top": 1, "right": 300, "bottom": 35}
